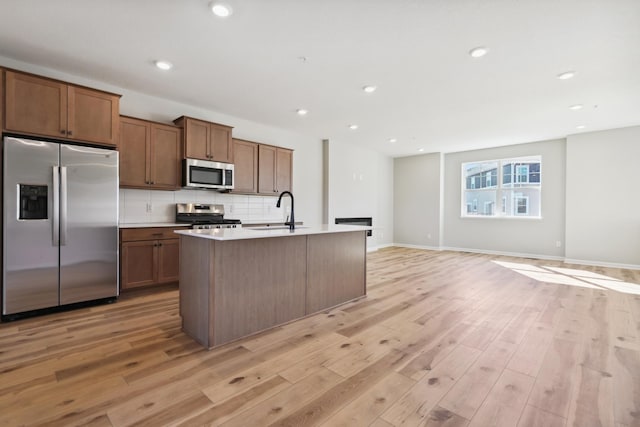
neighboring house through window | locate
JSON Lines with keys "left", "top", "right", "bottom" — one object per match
{"left": 462, "top": 156, "right": 541, "bottom": 218}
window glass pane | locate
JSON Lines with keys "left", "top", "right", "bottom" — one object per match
{"left": 504, "top": 188, "right": 540, "bottom": 217}
{"left": 463, "top": 190, "right": 496, "bottom": 216}
{"left": 462, "top": 155, "right": 541, "bottom": 218}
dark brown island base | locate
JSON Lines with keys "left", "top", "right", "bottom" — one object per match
{"left": 175, "top": 225, "right": 370, "bottom": 349}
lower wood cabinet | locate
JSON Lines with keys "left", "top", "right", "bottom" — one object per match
{"left": 120, "top": 227, "right": 184, "bottom": 290}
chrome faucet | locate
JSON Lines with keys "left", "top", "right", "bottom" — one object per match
{"left": 276, "top": 191, "right": 295, "bottom": 230}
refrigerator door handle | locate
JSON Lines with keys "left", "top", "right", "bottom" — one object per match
{"left": 60, "top": 166, "right": 68, "bottom": 246}
{"left": 52, "top": 166, "right": 60, "bottom": 246}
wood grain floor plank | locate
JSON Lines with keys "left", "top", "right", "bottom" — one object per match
{"left": 218, "top": 367, "right": 342, "bottom": 427}
{"left": 517, "top": 405, "right": 566, "bottom": 427}
{"left": 268, "top": 350, "right": 409, "bottom": 426}
{"left": 612, "top": 346, "right": 640, "bottom": 426}
{"left": 318, "top": 372, "right": 415, "bottom": 427}
{"left": 422, "top": 406, "right": 470, "bottom": 427}
{"left": 467, "top": 369, "right": 535, "bottom": 427}
{"left": 177, "top": 375, "right": 291, "bottom": 427}
{"left": 0, "top": 248, "right": 638, "bottom": 426}
{"left": 506, "top": 322, "right": 554, "bottom": 378}
{"left": 566, "top": 364, "right": 615, "bottom": 427}
{"left": 527, "top": 338, "right": 580, "bottom": 418}
{"left": 381, "top": 345, "right": 481, "bottom": 426}
{"left": 438, "top": 339, "right": 518, "bottom": 420}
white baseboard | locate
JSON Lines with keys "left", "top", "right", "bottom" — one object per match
{"left": 440, "top": 246, "right": 564, "bottom": 261}
{"left": 367, "top": 243, "right": 395, "bottom": 252}
{"left": 393, "top": 243, "right": 442, "bottom": 251}
{"left": 387, "top": 244, "right": 640, "bottom": 270}
{"left": 563, "top": 258, "right": 640, "bottom": 271}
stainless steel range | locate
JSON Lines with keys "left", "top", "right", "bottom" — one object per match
{"left": 175, "top": 203, "right": 241, "bottom": 229}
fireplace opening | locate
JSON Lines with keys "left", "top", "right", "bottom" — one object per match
{"left": 334, "top": 217, "right": 372, "bottom": 236}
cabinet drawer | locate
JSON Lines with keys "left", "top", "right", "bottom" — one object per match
{"left": 120, "top": 227, "right": 186, "bottom": 242}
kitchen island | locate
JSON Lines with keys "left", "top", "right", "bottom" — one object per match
{"left": 175, "top": 225, "right": 370, "bottom": 349}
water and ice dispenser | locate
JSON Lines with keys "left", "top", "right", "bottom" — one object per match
{"left": 18, "top": 184, "right": 48, "bottom": 220}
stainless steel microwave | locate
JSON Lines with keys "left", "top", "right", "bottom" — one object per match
{"left": 183, "top": 158, "right": 234, "bottom": 190}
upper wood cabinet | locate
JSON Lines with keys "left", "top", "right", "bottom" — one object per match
{"left": 120, "top": 116, "right": 181, "bottom": 190}
{"left": 173, "top": 116, "right": 233, "bottom": 163}
{"left": 232, "top": 138, "right": 258, "bottom": 193}
{"left": 3, "top": 70, "right": 120, "bottom": 147}
{"left": 258, "top": 144, "right": 292, "bottom": 195}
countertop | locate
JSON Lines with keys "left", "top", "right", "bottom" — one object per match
{"left": 174, "top": 224, "right": 372, "bottom": 241}
{"left": 119, "top": 221, "right": 298, "bottom": 229}
{"left": 119, "top": 223, "right": 190, "bottom": 228}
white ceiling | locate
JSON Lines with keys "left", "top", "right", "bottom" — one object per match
{"left": 1, "top": 0, "right": 639, "bottom": 157}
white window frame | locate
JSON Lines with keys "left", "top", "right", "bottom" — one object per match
{"left": 514, "top": 194, "right": 529, "bottom": 215}
{"left": 516, "top": 165, "right": 529, "bottom": 183}
{"left": 484, "top": 201, "right": 494, "bottom": 215}
{"left": 461, "top": 155, "right": 541, "bottom": 219}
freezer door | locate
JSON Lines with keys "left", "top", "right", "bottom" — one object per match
{"left": 59, "top": 144, "right": 119, "bottom": 304}
{"left": 3, "top": 137, "right": 60, "bottom": 314}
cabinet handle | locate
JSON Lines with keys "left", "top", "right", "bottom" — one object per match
{"left": 158, "top": 243, "right": 163, "bottom": 247}
{"left": 67, "top": 130, "right": 73, "bottom": 136}
{"left": 60, "top": 130, "right": 66, "bottom": 135}
{"left": 151, "top": 181, "right": 155, "bottom": 185}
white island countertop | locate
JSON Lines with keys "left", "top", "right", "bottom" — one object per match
{"left": 174, "top": 224, "right": 372, "bottom": 241}
{"left": 120, "top": 223, "right": 190, "bottom": 228}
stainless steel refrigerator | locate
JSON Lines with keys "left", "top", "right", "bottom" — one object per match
{"left": 2, "top": 136, "right": 119, "bottom": 319}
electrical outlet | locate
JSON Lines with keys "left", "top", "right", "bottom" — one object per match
{"left": 146, "top": 203, "right": 152, "bottom": 213}
{"left": 229, "top": 204, "right": 234, "bottom": 213}
{"left": 555, "top": 240, "right": 562, "bottom": 247}
{"left": 427, "top": 233, "right": 432, "bottom": 239}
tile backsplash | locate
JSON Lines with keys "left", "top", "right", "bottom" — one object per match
{"left": 119, "top": 189, "right": 289, "bottom": 224}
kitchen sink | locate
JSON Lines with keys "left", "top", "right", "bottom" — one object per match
{"left": 248, "top": 226, "right": 309, "bottom": 231}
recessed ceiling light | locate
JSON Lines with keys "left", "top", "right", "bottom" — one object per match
{"left": 388, "top": 138, "right": 397, "bottom": 143}
{"left": 348, "top": 124, "right": 359, "bottom": 130}
{"left": 362, "top": 85, "right": 377, "bottom": 93}
{"left": 418, "top": 148, "right": 425, "bottom": 152}
{"left": 576, "top": 125, "right": 586, "bottom": 129}
{"left": 569, "top": 104, "right": 584, "bottom": 110}
{"left": 296, "top": 109, "right": 308, "bottom": 116}
{"left": 211, "top": 2, "right": 232, "bottom": 17}
{"left": 469, "top": 46, "right": 488, "bottom": 58}
{"left": 557, "top": 71, "right": 576, "bottom": 80}
{"left": 155, "top": 60, "right": 173, "bottom": 71}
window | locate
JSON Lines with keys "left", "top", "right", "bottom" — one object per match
{"left": 514, "top": 194, "right": 529, "bottom": 215}
{"left": 516, "top": 165, "right": 529, "bottom": 183}
{"left": 462, "top": 155, "right": 541, "bottom": 218}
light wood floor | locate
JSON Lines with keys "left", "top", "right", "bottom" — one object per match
{"left": 1, "top": 248, "right": 639, "bottom": 427}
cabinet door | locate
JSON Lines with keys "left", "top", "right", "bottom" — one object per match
{"left": 4, "top": 71, "right": 67, "bottom": 138}
{"left": 121, "top": 240, "right": 157, "bottom": 289}
{"left": 210, "top": 123, "right": 233, "bottom": 163}
{"left": 67, "top": 86, "right": 119, "bottom": 146}
{"left": 150, "top": 124, "right": 181, "bottom": 189}
{"left": 276, "top": 148, "right": 293, "bottom": 193}
{"left": 232, "top": 139, "right": 258, "bottom": 193}
{"left": 157, "top": 238, "right": 180, "bottom": 283}
{"left": 119, "top": 117, "right": 151, "bottom": 188}
{"left": 258, "top": 144, "right": 277, "bottom": 194}
{"left": 183, "top": 118, "right": 210, "bottom": 160}
{"left": 0, "top": 69, "right": 3, "bottom": 132}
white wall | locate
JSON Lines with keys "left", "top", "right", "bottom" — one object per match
{"left": 325, "top": 140, "right": 394, "bottom": 248}
{"left": 565, "top": 126, "right": 640, "bottom": 267}
{"left": 394, "top": 153, "right": 443, "bottom": 248}
{"left": 443, "top": 139, "right": 567, "bottom": 258}
{"left": 0, "top": 56, "right": 324, "bottom": 226}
